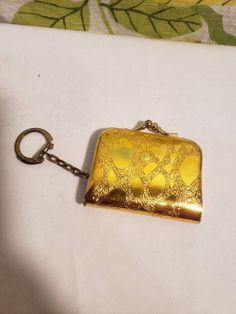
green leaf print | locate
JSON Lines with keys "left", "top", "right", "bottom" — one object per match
{"left": 100, "top": 0, "right": 202, "bottom": 39}
{"left": 195, "top": 5, "right": 236, "bottom": 45}
{"left": 13, "top": 0, "right": 90, "bottom": 31}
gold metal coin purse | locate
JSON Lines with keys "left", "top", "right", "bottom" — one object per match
{"left": 15, "top": 120, "right": 203, "bottom": 223}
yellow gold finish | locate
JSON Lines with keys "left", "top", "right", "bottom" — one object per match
{"left": 85, "top": 128, "right": 202, "bottom": 222}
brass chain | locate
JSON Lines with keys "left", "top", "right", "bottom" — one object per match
{"left": 45, "top": 152, "right": 89, "bottom": 179}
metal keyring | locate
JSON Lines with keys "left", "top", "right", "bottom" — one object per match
{"left": 14, "top": 128, "right": 54, "bottom": 164}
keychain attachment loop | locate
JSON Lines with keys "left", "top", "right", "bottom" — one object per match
{"left": 14, "top": 128, "right": 54, "bottom": 164}
{"left": 15, "top": 127, "right": 89, "bottom": 179}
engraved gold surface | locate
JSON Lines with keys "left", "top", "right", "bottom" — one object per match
{"left": 85, "top": 128, "right": 202, "bottom": 222}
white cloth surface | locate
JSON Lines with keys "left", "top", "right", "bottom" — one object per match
{"left": 0, "top": 24, "right": 236, "bottom": 314}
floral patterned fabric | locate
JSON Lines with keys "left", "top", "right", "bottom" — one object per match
{"left": 1, "top": 0, "right": 236, "bottom": 45}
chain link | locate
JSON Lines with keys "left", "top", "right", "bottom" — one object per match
{"left": 45, "top": 152, "right": 89, "bottom": 179}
